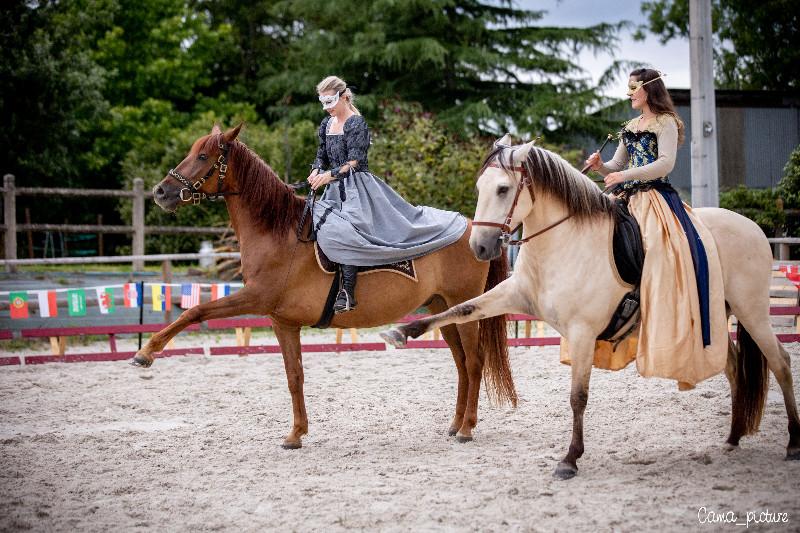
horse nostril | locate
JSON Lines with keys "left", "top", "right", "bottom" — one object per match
{"left": 155, "top": 186, "right": 166, "bottom": 199}
{"left": 477, "top": 245, "right": 487, "bottom": 258}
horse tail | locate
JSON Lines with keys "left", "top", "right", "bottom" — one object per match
{"left": 479, "top": 252, "right": 518, "bottom": 407}
{"left": 728, "top": 323, "right": 769, "bottom": 438}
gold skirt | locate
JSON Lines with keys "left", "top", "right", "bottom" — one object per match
{"left": 560, "top": 190, "right": 728, "bottom": 388}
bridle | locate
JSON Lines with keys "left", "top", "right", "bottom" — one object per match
{"left": 472, "top": 155, "right": 572, "bottom": 247}
{"left": 168, "top": 141, "right": 239, "bottom": 205}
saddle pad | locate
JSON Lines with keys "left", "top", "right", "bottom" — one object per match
{"left": 314, "top": 243, "right": 418, "bottom": 282}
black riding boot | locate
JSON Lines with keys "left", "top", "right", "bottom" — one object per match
{"left": 334, "top": 265, "right": 358, "bottom": 313}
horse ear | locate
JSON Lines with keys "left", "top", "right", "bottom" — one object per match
{"left": 223, "top": 123, "right": 243, "bottom": 144}
{"left": 495, "top": 133, "right": 513, "bottom": 147}
{"left": 512, "top": 140, "right": 536, "bottom": 163}
{"left": 211, "top": 123, "right": 222, "bottom": 135}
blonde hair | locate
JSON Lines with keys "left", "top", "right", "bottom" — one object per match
{"left": 316, "top": 76, "right": 361, "bottom": 115}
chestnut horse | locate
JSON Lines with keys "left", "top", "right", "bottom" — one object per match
{"left": 382, "top": 136, "right": 800, "bottom": 478}
{"left": 130, "top": 124, "right": 516, "bottom": 448}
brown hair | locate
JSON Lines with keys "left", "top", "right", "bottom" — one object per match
{"left": 630, "top": 68, "right": 685, "bottom": 145}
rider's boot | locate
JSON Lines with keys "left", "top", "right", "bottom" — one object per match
{"left": 334, "top": 265, "right": 358, "bottom": 314}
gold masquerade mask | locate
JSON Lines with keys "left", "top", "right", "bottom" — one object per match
{"left": 627, "top": 72, "right": 666, "bottom": 96}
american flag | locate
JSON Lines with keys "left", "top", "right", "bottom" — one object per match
{"left": 180, "top": 283, "right": 201, "bottom": 308}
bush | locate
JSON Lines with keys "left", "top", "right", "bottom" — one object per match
{"left": 719, "top": 144, "right": 800, "bottom": 238}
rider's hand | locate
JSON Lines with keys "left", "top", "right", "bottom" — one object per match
{"left": 309, "top": 171, "right": 333, "bottom": 190}
{"left": 584, "top": 151, "right": 603, "bottom": 172}
{"left": 604, "top": 172, "right": 625, "bottom": 187}
{"left": 307, "top": 168, "right": 319, "bottom": 182}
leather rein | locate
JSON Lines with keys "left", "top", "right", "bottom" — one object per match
{"left": 472, "top": 160, "right": 571, "bottom": 247}
{"left": 168, "top": 141, "right": 239, "bottom": 205}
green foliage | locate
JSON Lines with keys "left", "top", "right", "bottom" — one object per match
{"left": 370, "top": 101, "right": 585, "bottom": 216}
{"left": 719, "top": 186, "right": 784, "bottom": 235}
{"left": 2, "top": 0, "right": 625, "bottom": 256}
{"left": 638, "top": 0, "right": 800, "bottom": 90}
{"left": 214, "top": 0, "right": 623, "bottom": 140}
{"left": 778, "top": 145, "right": 800, "bottom": 201}
{"left": 719, "top": 145, "right": 800, "bottom": 237}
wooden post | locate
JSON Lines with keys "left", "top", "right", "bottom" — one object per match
{"left": 235, "top": 327, "right": 252, "bottom": 348}
{"left": 132, "top": 178, "right": 145, "bottom": 270}
{"left": 524, "top": 320, "right": 532, "bottom": 338}
{"left": 97, "top": 214, "right": 104, "bottom": 256}
{"left": 50, "top": 336, "right": 66, "bottom": 356}
{"left": 162, "top": 260, "right": 172, "bottom": 323}
{"left": 25, "top": 207, "right": 33, "bottom": 258}
{"left": 336, "top": 328, "right": 343, "bottom": 344}
{"left": 689, "top": 0, "right": 719, "bottom": 207}
{"left": 3, "top": 174, "right": 17, "bottom": 272}
{"left": 350, "top": 328, "right": 358, "bottom": 343}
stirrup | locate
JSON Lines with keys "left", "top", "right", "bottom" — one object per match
{"left": 333, "top": 289, "right": 356, "bottom": 314}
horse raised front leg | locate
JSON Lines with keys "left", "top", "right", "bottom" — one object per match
{"left": 130, "top": 287, "right": 263, "bottom": 368}
{"left": 272, "top": 322, "right": 308, "bottom": 449}
{"left": 554, "top": 329, "right": 594, "bottom": 480}
{"left": 381, "top": 277, "right": 528, "bottom": 347}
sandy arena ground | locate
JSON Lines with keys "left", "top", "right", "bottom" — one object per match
{"left": 1, "top": 341, "right": 799, "bottom": 532}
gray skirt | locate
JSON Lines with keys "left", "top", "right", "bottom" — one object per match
{"left": 311, "top": 171, "right": 467, "bottom": 266}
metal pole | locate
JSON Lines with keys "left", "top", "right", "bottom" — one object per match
{"left": 132, "top": 178, "right": 145, "bottom": 271}
{"left": 3, "top": 174, "right": 17, "bottom": 272}
{"left": 689, "top": 0, "right": 719, "bottom": 207}
{"left": 138, "top": 280, "right": 145, "bottom": 350}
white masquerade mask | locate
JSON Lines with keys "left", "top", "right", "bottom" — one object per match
{"left": 627, "top": 72, "right": 666, "bottom": 96}
{"left": 319, "top": 91, "right": 341, "bottom": 110}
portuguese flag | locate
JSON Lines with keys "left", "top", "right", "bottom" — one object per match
{"left": 9, "top": 292, "right": 29, "bottom": 319}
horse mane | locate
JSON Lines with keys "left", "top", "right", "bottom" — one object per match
{"left": 479, "top": 144, "right": 615, "bottom": 221}
{"left": 203, "top": 134, "right": 305, "bottom": 237}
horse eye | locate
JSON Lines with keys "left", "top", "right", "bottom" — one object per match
{"left": 497, "top": 185, "right": 510, "bottom": 196}
{"left": 198, "top": 153, "right": 208, "bottom": 161}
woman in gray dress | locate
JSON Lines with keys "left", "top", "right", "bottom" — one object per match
{"left": 307, "top": 76, "right": 467, "bottom": 313}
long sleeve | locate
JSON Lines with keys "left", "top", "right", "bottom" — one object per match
{"left": 312, "top": 117, "right": 330, "bottom": 170}
{"left": 343, "top": 115, "right": 370, "bottom": 170}
{"left": 598, "top": 140, "right": 629, "bottom": 176}
{"left": 619, "top": 118, "right": 678, "bottom": 182}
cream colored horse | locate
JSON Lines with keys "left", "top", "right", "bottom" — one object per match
{"left": 382, "top": 136, "right": 800, "bottom": 479}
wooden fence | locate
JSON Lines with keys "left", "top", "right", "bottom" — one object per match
{"left": 4, "top": 174, "right": 800, "bottom": 271}
{"left": 1, "top": 174, "right": 229, "bottom": 272}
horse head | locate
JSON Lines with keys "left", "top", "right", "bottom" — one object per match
{"left": 471, "top": 134, "right": 536, "bottom": 261}
{"left": 153, "top": 123, "right": 242, "bottom": 212}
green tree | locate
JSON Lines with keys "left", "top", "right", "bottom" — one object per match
{"left": 0, "top": 1, "right": 108, "bottom": 183}
{"left": 638, "top": 0, "right": 800, "bottom": 90}
{"left": 211, "top": 0, "right": 623, "bottom": 140}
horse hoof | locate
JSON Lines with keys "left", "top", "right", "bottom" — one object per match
{"left": 786, "top": 448, "right": 800, "bottom": 461}
{"left": 723, "top": 442, "right": 739, "bottom": 452}
{"left": 380, "top": 328, "right": 407, "bottom": 348}
{"left": 281, "top": 440, "right": 302, "bottom": 450}
{"left": 553, "top": 461, "right": 578, "bottom": 480}
{"left": 129, "top": 355, "right": 153, "bottom": 368}
{"left": 455, "top": 433, "right": 473, "bottom": 443}
{"left": 448, "top": 427, "right": 458, "bottom": 437}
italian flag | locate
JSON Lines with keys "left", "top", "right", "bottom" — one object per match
{"left": 37, "top": 290, "right": 58, "bottom": 318}
{"left": 9, "top": 292, "right": 29, "bottom": 319}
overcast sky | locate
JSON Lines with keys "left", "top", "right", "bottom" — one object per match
{"left": 516, "top": 0, "right": 691, "bottom": 97}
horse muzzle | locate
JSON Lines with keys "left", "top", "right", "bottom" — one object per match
{"left": 469, "top": 227, "right": 503, "bottom": 261}
{"left": 153, "top": 181, "right": 181, "bottom": 212}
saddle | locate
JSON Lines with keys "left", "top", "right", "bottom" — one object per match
{"left": 597, "top": 200, "right": 644, "bottom": 343}
{"left": 314, "top": 244, "right": 417, "bottom": 281}
{"left": 310, "top": 243, "right": 419, "bottom": 330}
